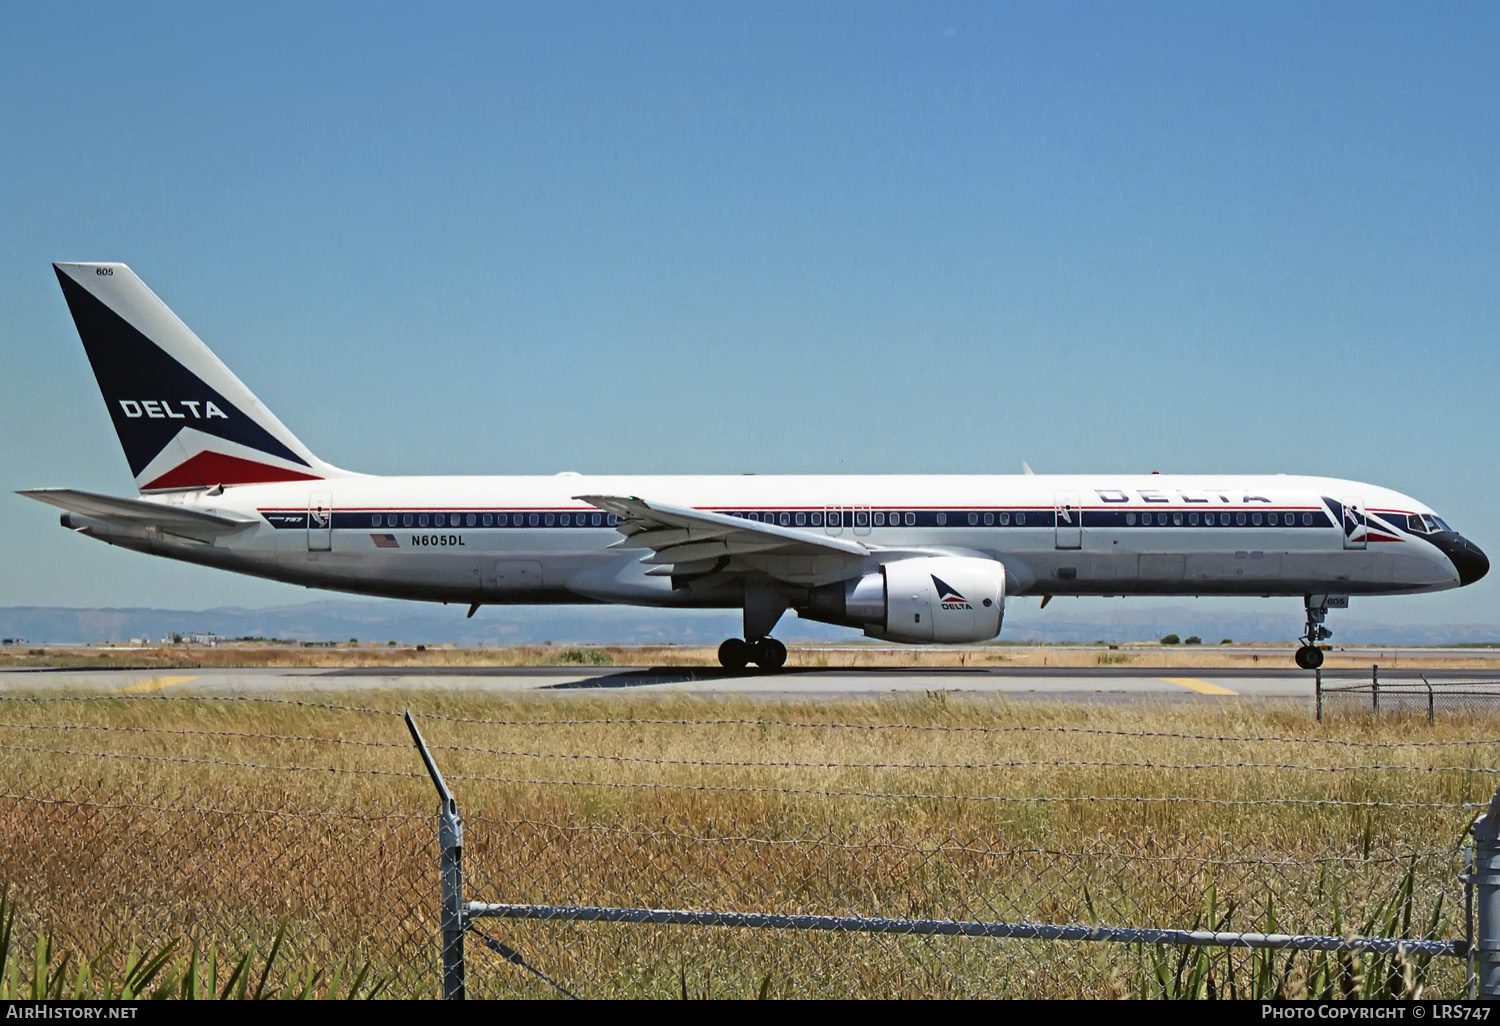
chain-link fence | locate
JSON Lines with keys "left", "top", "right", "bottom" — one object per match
{"left": 0, "top": 690, "right": 1493, "bottom": 999}
{"left": 1318, "top": 668, "right": 1500, "bottom": 724}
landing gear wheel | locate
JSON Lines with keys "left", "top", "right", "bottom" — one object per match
{"left": 1295, "top": 645, "right": 1324, "bottom": 670}
{"left": 718, "top": 638, "right": 750, "bottom": 671}
{"left": 751, "top": 638, "right": 787, "bottom": 670}
{"left": 1297, "top": 595, "right": 1337, "bottom": 669}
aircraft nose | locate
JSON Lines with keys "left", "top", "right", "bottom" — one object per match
{"left": 1444, "top": 536, "right": 1490, "bottom": 586}
{"left": 1457, "top": 538, "right": 1490, "bottom": 586}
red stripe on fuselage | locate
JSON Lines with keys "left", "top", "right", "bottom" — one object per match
{"left": 142, "top": 452, "right": 323, "bottom": 491}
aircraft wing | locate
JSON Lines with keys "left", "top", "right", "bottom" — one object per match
{"left": 18, "top": 488, "right": 259, "bottom": 534}
{"left": 574, "top": 494, "right": 871, "bottom": 581}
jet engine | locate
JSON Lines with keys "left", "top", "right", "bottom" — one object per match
{"left": 802, "top": 556, "right": 1007, "bottom": 643}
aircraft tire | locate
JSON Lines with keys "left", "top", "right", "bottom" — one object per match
{"left": 718, "top": 638, "right": 751, "bottom": 671}
{"left": 1294, "top": 645, "right": 1324, "bottom": 670}
{"left": 752, "top": 638, "right": 787, "bottom": 671}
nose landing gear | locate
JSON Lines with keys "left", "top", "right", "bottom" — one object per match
{"left": 1296, "top": 594, "right": 1347, "bottom": 669}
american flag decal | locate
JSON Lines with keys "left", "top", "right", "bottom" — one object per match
{"left": 371, "top": 533, "right": 399, "bottom": 549}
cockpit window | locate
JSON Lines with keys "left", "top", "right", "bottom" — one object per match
{"left": 1434, "top": 516, "right": 1454, "bottom": 533}
{"left": 1423, "top": 514, "right": 1443, "bottom": 533}
{"left": 1408, "top": 514, "right": 1430, "bottom": 534}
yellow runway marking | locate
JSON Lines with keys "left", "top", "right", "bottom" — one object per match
{"left": 1160, "top": 677, "right": 1237, "bottom": 696}
{"left": 117, "top": 674, "right": 199, "bottom": 694}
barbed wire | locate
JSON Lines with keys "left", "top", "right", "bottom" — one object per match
{"left": 464, "top": 815, "right": 1463, "bottom": 865}
{"left": 0, "top": 789, "right": 431, "bottom": 821}
{"left": 0, "top": 720, "right": 401, "bottom": 749}
{"left": 440, "top": 770, "right": 1487, "bottom": 809}
{"left": 2, "top": 724, "right": 1494, "bottom": 776}
{"left": 0, "top": 740, "right": 1483, "bottom": 808}
{"left": 3, "top": 693, "right": 1497, "bottom": 749}
{"left": 0, "top": 740, "right": 427, "bottom": 781}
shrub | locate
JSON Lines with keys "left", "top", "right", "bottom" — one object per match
{"left": 1160, "top": 634, "right": 1181, "bottom": 645}
{"left": 1184, "top": 636, "right": 1202, "bottom": 645}
{"left": 558, "top": 648, "right": 613, "bottom": 666}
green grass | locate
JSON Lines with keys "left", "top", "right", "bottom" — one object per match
{"left": 0, "top": 887, "right": 386, "bottom": 999}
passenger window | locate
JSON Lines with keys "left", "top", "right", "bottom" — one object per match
{"left": 856, "top": 511, "right": 869, "bottom": 527}
{"left": 983, "top": 512, "right": 994, "bottom": 526}
{"left": 1188, "top": 512, "right": 1199, "bottom": 526}
{"left": 528, "top": 514, "right": 539, "bottom": 527}
{"left": 1204, "top": 513, "right": 1214, "bottom": 526}
{"left": 794, "top": 512, "right": 806, "bottom": 526}
{"left": 1302, "top": 513, "right": 1313, "bottom": 526}
{"left": 1172, "top": 512, "right": 1183, "bottom": 526}
{"left": 434, "top": 514, "right": 445, "bottom": 527}
{"left": 1236, "top": 513, "right": 1246, "bottom": 526}
{"left": 812, "top": 512, "right": 824, "bottom": 526}
{"left": 496, "top": 514, "right": 508, "bottom": 526}
{"left": 874, "top": 512, "right": 885, "bottom": 526}
{"left": 829, "top": 512, "right": 841, "bottom": 527}
{"left": 888, "top": 511, "right": 899, "bottom": 524}
{"left": 999, "top": 513, "right": 1011, "bottom": 526}
{"left": 936, "top": 513, "right": 947, "bottom": 526}
{"left": 1016, "top": 513, "right": 1026, "bottom": 526}
{"left": 592, "top": 514, "right": 602, "bottom": 526}
{"left": 967, "top": 512, "right": 978, "bottom": 526}
{"left": 403, "top": 514, "right": 413, "bottom": 527}
{"left": 544, "top": 514, "right": 555, "bottom": 526}
{"left": 905, "top": 512, "right": 916, "bottom": 526}
{"left": 606, "top": 514, "right": 618, "bottom": 526}
{"left": 560, "top": 514, "right": 571, "bottom": 526}
{"left": 466, "top": 514, "right": 476, "bottom": 527}
{"left": 482, "top": 514, "right": 493, "bottom": 527}
{"left": 1251, "top": 513, "right": 1263, "bottom": 526}
{"left": 780, "top": 513, "right": 791, "bottom": 526}
{"left": 419, "top": 514, "right": 430, "bottom": 527}
{"left": 371, "top": 515, "right": 382, "bottom": 527}
{"left": 1125, "top": 513, "right": 1136, "bottom": 526}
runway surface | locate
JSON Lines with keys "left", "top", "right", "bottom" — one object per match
{"left": 2, "top": 664, "right": 1497, "bottom": 702}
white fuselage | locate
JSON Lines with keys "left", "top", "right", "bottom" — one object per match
{"left": 82, "top": 472, "right": 1463, "bottom": 609}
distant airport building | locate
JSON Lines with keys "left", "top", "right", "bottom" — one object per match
{"left": 160, "top": 633, "right": 221, "bottom": 646}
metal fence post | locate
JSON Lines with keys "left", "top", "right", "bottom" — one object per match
{"left": 1425, "top": 675, "right": 1435, "bottom": 726}
{"left": 1470, "top": 788, "right": 1500, "bottom": 998}
{"left": 1372, "top": 664, "right": 1380, "bottom": 715}
{"left": 1315, "top": 667, "right": 1323, "bottom": 724}
{"left": 406, "top": 711, "right": 467, "bottom": 999}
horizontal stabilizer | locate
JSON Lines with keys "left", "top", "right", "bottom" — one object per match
{"left": 18, "top": 488, "right": 258, "bottom": 533}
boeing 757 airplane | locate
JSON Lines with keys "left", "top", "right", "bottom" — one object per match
{"left": 22, "top": 263, "right": 1489, "bottom": 670}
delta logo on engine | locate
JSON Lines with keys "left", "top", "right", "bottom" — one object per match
{"left": 932, "top": 575, "right": 972, "bottom": 610}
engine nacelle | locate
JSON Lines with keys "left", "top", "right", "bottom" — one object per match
{"left": 802, "top": 556, "right": 1006, "bottom": 644}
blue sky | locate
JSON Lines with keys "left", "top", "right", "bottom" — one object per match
{"left": 1, "top": 2, "right": 1496, "bottom": 629}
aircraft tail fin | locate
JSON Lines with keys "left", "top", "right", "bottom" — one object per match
{"left": 52, "top": 262, "right": 345, "bottom": 493}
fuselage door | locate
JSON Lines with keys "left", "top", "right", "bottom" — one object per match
{"left": 1342, "top": 498, "right": 1367, "bottom": 550}
{"left": 824, "top": 506, "right": 844, "bottom": 537}
{"left": 852, "top": 507, "right": 872, "bottom": 537}
{"left": 308, "top": 492, "right": 332, "bottom": 552}
{"left": 1054, "top": 491, "right": 1082, "bottom": 550}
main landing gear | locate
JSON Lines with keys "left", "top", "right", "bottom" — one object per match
{"left": 719, "top": 576, "right": 789, "bottom": 671}
{"left": 1295, "top": 594, "right": 1347, "bottom": 670}
{"left": 718, "top": 637, "right": 787, "bottom": 671}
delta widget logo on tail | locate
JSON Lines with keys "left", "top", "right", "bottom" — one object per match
{"left": 932, "top": 575, "right": 972, "bottom": 610}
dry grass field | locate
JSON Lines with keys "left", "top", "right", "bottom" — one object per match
{"left": 0, "top": 686, "right": 1491, "bottom": 997}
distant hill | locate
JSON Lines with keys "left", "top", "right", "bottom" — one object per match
{"left": 1, "top": 600, "right": 1495, "bottom": 647}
